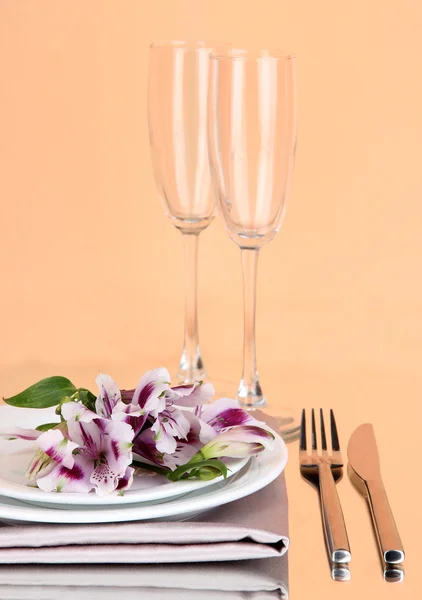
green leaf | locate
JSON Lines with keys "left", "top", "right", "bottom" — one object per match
{"left": 3, "top": 377, "right": 77, "bottom": 409}
{"left": 75, "top": 388, "right": 97, "bottom": 411}
{"left": 35, "top": 422, "right": 61, "bottom": 432}
{"left": 55, "top": 395, "right": 74, "bottom": 416}
{"left": 166, "top": 459, "right": 228, "bottom": 482}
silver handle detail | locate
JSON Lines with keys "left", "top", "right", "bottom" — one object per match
{"left": 366, "top": 479, "right": 405, "bottom": 564}
{"left": 318, "top": 462, "right": 351, "bottom": 563}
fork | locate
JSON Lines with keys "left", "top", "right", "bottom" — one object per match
{"left": 299, "top": 408, "right": 351, "bottom": 563}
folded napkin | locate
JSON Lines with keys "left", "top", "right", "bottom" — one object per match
{"left": 0, "top": 557, "right": 288, "bottom": 599}
{"left": 0, "top": 471, "right": 288, "bottom": 564}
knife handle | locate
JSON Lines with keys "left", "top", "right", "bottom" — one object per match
{"left": 318, "top": 463, "right": 351, "bottom": 563}
{"left": 366, "top": 479, "right": 405, "bottom": 564}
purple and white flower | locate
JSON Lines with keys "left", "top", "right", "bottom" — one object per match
{"left": 4, "top": 367, "right": 276, "bottom": 494}
{"left": 198, "top": 425, "right": 275, "bottom": 459}
{"left": 165, "top": 381, "right": 214, "bottom": 408}
{"left": 197, "top": 397, "right": 266, "bottom": 433}
{"left": 131, "top": 368, "right": 171, "bottom": 416}
{"left": 36, "top": 401, "right": 135, "bottom": 495}
{"left": 150, "top": 405, "right": 191, "bottom": 454}
{"left": 36, "top": 428, "right": 79, "bottom": 469}
{"left": 0, "top": 426, "right": 42, "bottom": 441}
{"left": 111, "top": 368, "right": 171, "bottom": 435}
{"left": 133, "top": 412, "right": 203, "bottom": 471}
{"left": 95, "top": 373, "right": 121, "bottom": 418}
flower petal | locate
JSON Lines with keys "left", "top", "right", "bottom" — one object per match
{"left": 133, "top": 428, "right": 166, "bottom": 468}
{"left": 95, "top": 374, "right": 122, "bottom": 418}
{"left": 66, "top": 419, "right": 103, "bottom": 459}
{"left": 168, "top": 382, "right": 215, "bottom": 407}
{"left": 0, "top": 426, "right": 42, "bottom": 441}
{"left": 26, "top": 449, "right": 56, "bottom": 481}
{"left": 131, "top": 368, "right": 170, "bottom": 414}
{"left": 61, "top": 401, "right": 98, "bottom": 424}
{"left": 161, "top": 437, "right": 202, "bottom": 470}
{"left": 200, "top": 398, "right": 265, "bottom": 432}
{"left": 203, "top": 440, "right": 265, "bottom": 458}
{"left": 151, "top": 422, "right": 177, "bottom": 454}
{"left": 111, "top": 400, "right": 147, "bottom": 436}
{"left": 102, "top": 420, "right": 134, "bottom": 476}
{"left": 120, "top": 389, "right": 135, "bottom": 404}
{"left": 36, "top": 454, "right": 94, "bottom": 493}
{"left": 116, "top": 466, "right": 135, "bottom": 492}
{"left": 151, "top": 407, "right": 191, "bottom": 454}
{"left": 200, "top": 425, "right": 275, "bottom": 459}
{"left": 36, "top": 429, "right": 79, "bottom": 469}
{"left": 182, "top": 411, "right": 217, "bottom": 445}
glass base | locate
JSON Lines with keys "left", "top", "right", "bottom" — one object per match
{"left": 204, "top": 375, "right": 238, "bottom": 400}
{"left": 241, "top": 404, "right": 301, "bottom": 441}
{"left": 172, "top": 369, "right": 239, "bottom": 401}
{"left": 171, "top": 368, "right": 300, "bottom": 441}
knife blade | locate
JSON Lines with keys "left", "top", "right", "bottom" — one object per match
{"left": 348, "top": 424, "right": 405, "bottom": 565}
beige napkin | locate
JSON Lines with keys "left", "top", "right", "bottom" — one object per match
{"left": 0, "top": 472, "right": 289, "bottom": 598}
{"left": 0, "top": 558, "right": 288, "bottom": 599}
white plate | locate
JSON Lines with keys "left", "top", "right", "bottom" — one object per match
{"left": 0, "top": 405, "right": 248, "bottom": 506}
{"left": 0, "top": 420, "right": 287, "bottom": 524}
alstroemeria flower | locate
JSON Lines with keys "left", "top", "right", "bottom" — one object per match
{"left": 133, "top": 417, "right": 202, "bottom": 472}
{"left": 44, "top": 401, "right": 136, "bottom": 495}
{"left": 26, "top": 449, "right": 56, "bottom": 481}
{"left": 36, "top": 454, "right": 94, "bottom": 493}
{"left": 160, "top": 412, "right": 206, "bottom": 470}
{"left": 61, "top": 400, "right": 98, "bottom": 424}
{"left": 165, "top": 381, "right": 215, "bottom": 408}
{"left": 23, "top": 422, "right": 73, "bottom": 481}
{"left": 112, "top": 368, "right": 171, "bottom": 435}
{"left": 36, "top": 428, "right": 79, "bottom": 470}
{"left": 111, "top": 401, "right": 146, "bottom": 436}
{"left": 197, "top": 425, "right": 275, "bottom": 459}
{"left": 132, "top": 368, "right": 171, "bottom": 415}
{"left": 117, "top": 376, "right": 214, "bottom": 411}
{"left": 0, "top": 426, "right": 42, "bottom": 441}
{"left": 133, "top": 428, "right": 166, "bottom": 467}
{"left": 150, "top": 405, "right": 191, "bottom": 454}
{"left": 197, "top": 398, "right": 266, "bottom": 434}
{"left": 95, "top": 373, "right": 121, "bottom": 418}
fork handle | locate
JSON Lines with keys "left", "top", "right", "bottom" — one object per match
{"left": 318, "top": 463, "right": 351, "bottom": 563}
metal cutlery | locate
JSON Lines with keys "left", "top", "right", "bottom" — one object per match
{"left": 347, "top": 423, "right": 405, "bottom": 565}
{"left": 299, "top": 409, "right": 351, "bottom": 564}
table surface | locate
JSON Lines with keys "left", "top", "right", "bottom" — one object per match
{"left": 0, "top": 360, "right": 418, "bottom": 599}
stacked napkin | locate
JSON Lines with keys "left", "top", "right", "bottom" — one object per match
{"left": 0, "top": 558, "right": 288, "bottom": 599}
{"left": 0, "top": 472, "right": 288, "bottom": 563}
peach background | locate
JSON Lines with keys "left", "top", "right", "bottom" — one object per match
{"left": 0, "top": 1, "right": 420, "bottom": 596}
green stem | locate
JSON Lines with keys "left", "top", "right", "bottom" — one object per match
{"left": 131, "top": 459, "right": 170, "bottom": 477}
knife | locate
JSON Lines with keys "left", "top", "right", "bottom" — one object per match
{"left": 347, "top": 424, "right": 405, "bottom": 564}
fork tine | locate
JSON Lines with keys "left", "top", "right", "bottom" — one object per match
{"left": 320, "top": 408, "right": 327, "bottom": 450}
{"left": 311, "top": 408, "right": 317, "bottom": 449}
{"left": 299, "top": 409, "right": 307, "bottom": 451}
{"left": 330, "top": 409, "right": 340, "bottom": 451}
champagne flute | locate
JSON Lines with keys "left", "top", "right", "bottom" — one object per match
{"left": 148, "top": 41, "right": 230, "bottom": 387}
{"left": 208, "top": 48, "right": 300, "bottom": 435}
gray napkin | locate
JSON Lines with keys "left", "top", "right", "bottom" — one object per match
{"left": 0, "top": 557, "right": 288, "bottom": 599}
{"left": 0, "top": 472, "right": 288, "bottom": 564}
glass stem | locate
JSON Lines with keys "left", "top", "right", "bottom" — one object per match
{"left": 177, "top": 232, "right": 205, "bottom": 383}
{"left": 237, "top": 248, "right": 265, "bottom": 407}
